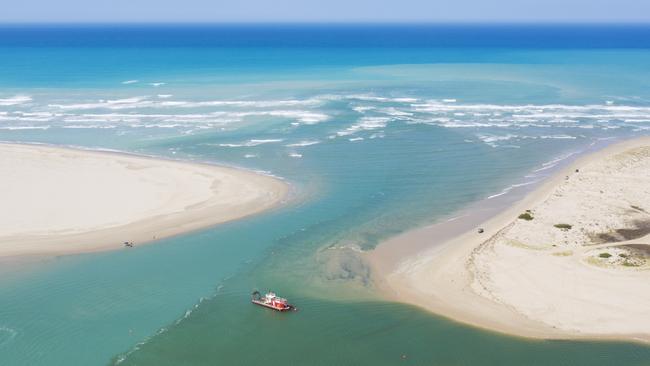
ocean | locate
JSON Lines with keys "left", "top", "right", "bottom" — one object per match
{"left": 1, "top": 24, "right": 650, "bottom": 365}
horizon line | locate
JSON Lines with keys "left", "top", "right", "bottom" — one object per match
{"left": 1, "top": 20, "right": 650, "bottom": 26}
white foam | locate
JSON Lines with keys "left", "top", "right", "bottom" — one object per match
{"left": 349, "top": 137, "right": 364, "bottom": 142}
{"left": 37, "top": 108, "right": 326, "bottom": 128}
{"left": 253, "top": 110, "right": 327, "bottom": 124}
{"left": 149, "top": 82, "right": 166, "bottom": 87}
{"left": 352, "top": 106, "right": 375, "bottom": 113}
{"left": 180, "top": 109, "right": 328, "bottom": 124}
{"left": 0, "top": 125, "right": 50, "bottom": 130}
{"left": 108, "top": 97, "right": 147, "bottom": 104}
{"left": 62, "top": 124, "right": 117, "bottom": 129}
{"left": 5, "top": 93, "right": 650, "bottom": 142}
{"left": 0, "top": 95, "right": 32, "bottom": 106}
{"left": 539, "top": 134, "right": 577, "bottom": 140}
{"left": 446, "top": 214, "right": 467, "bottom": 222}
{"left": 532, "top": 151, "right": 577, "bottom": 173}
{"left": 486, "top": 189, "right": 511, "bottom": 200}
{"left": 48, "top": 97, "right": 151, "bottom": 110}
{"left": 19, "top": 112, "right": 53, "bottom": 117}
{"left": 346, "top": 95, "right": 390, "bottom": 102}
{"left": 337, "top": 116, "right": 390, "bottom": 137}
{"left": 121, "top": 80, "right": 139, "bottom": 84}
{"left": 486, "top": 180, "right": 537, "bottom": 200}
{"left": 411, "top": 102, "right": 650, "bottom": 120}
{"left": 219, "top": 139, "right": 283, "bottom": 147}
{"left": 0, "top": 113, "right": 53, "bottom": 122}
{"left": 346, "top": 94, "right": 418, "bottom": 103}
{"left": 511, "top": 180, "right": 539, "bottom": 188}
{"left": 285, "top": 140, "right": 320, "bottom": 147}
{"left": 476, "top": 133, "right": 519, "bottom": 144}
{"left": 288, "top": 153, "right": 303, "bottom": 158}
{"left": 476, "top": 133, "right": 579, "bottom": 147}
{"left": 159, "top": 99, "right": 322, "bottom": 109}
{"left": 393, "top": 97, "right": 419, "bottom": 103}
{"left": 623, "top": 118, "right": 650, "bottom": 123}
{"left": 379, "top": 107, "right": 413, "bottom": 117}
{"left": 47, "top": 98, "right": 324, "bottom": 113}
{"left": 133, "top": 123, "right": 183, "bottom": 129}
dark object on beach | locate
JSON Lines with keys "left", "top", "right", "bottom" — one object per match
{"left": 554, "top": 223, "right": 572, "bottom": 230}
{"left": 124, "top": 241, "right": 134, "bottom": 248}
{"left": 478, "top": 228, "right": 484, "bottom": 234}
{"left": 518, "top": 212, "right": 534, "bottom": 221}
{"left": 575, "top": 169, "right": 579, "bottom": 173}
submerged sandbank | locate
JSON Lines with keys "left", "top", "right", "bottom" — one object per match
{"left": 367, "top": 136, "right": 650, "bottom": 342}
{"left": 0, "top": 143, "right": 288, "bottom": 258}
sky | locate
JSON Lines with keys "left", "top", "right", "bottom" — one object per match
{"left": 1, "top": 0, "right": 649, "bottom": 23}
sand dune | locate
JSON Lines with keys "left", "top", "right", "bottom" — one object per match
{"left": 369, "top": 137, "right": 650, "bottom": 342}
{"left": 0, "top": 143, "right": 287, "bottom": 258}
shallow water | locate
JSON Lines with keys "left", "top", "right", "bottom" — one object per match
{"left": 0, "top": 25, "right": 649, "bottom": 365}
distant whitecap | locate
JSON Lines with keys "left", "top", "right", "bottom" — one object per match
{"left": 0, "top": 95, "right": 32, "bottom": 106}
{"left": 286, "top": 140, "right": 320, "bottom": 147}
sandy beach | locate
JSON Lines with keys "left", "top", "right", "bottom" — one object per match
{"left": 0, "top": 143, "right": 288, "bottom": 258}
{"left": 367, "top": 137, "right": 650, "bottom": 342}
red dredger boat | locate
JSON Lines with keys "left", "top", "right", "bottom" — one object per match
{"left": 251, "top": 290, "right": 296, "bottom": 311}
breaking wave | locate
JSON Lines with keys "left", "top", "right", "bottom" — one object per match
{"left": 2, "top": 93, "right": 649, "bottom": 148}
{"left": 285, "top": 140, "right": 320, "bottom": 147}
{"left": 336, "top": 116, "right": 390, "bottom": 137}
{"left": 0, "top": 95, "right": 32, "bottom": 106}
{"left": 218, "top": 139, "right": 284, "bottom": 147}
{"left": 486, "top": 180, "right": 539, "bottom": 200}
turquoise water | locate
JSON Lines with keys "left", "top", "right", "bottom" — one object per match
{"left": 1, "top": 25, "right": 650, "bottom": 365}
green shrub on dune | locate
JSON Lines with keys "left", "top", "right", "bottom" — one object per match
{"left": 554, "top": 223, "right": 572, "bottom": 230}
{"left": 518, "top": 212, "right": 534, "bottom": 221}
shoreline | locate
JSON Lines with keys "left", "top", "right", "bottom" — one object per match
{"left": 366, "top": 136, "right": 650, "bottom": 343}
{"left": 0, "top": 143, "right": 289, "bottom": 260}
{"left": 0, "top": 139, "right": 288, "bottom": 182}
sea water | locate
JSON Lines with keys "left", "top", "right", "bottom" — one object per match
{"left": 0, "top": 25, "right": 650, "bottom": 365}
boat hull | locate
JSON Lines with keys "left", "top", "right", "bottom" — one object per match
{"left": 251, "top": 299, "right": 295, "bottom": 311}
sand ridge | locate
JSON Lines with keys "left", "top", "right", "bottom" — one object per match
{"left": 0, "top": 143, "right": 288, "bottom": 258}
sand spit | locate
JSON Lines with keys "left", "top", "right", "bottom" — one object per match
{"left": 368, "top": 137, "right": 650, "bottom": 342}
{"left": 0, "top": 143, "right": 287, "bottom": 258}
